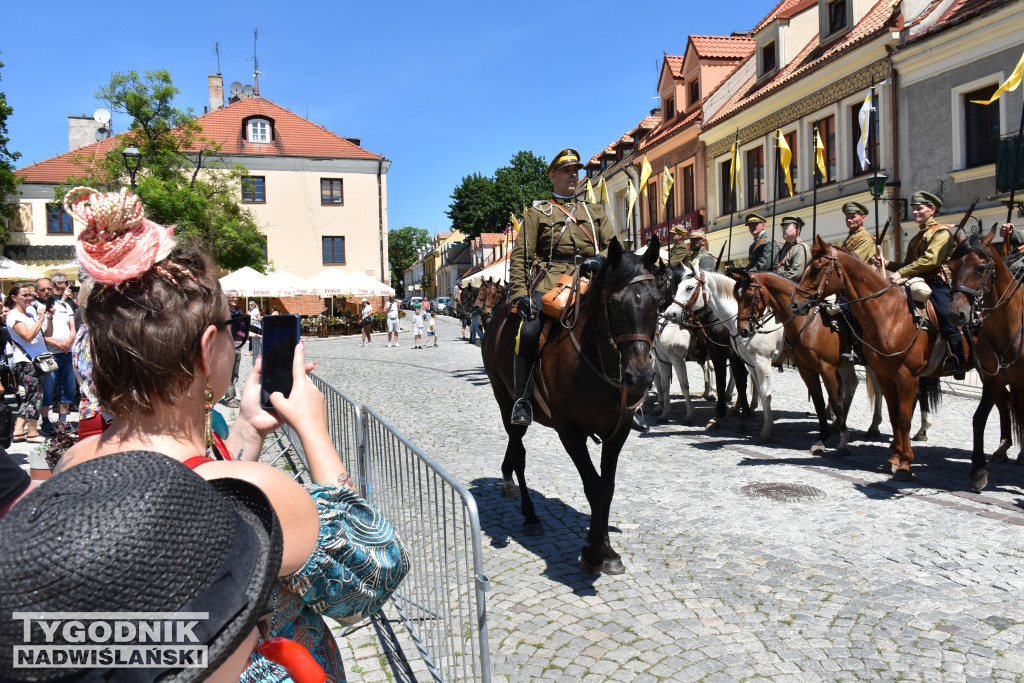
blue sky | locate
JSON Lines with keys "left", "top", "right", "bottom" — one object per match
{"left": 3, "top": 0, "right": 767, "bottom": 235}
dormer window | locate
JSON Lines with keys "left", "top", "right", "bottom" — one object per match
{"left": 664, "top": 96, "right": 676, "bottom": 119}
{"left": 828, "top": 0, "right": 847, "bottom": 33}
{"left": 689, "top": 80, "right": 700, "bottom": 107}
{"left": 760, "top": 42, "right": 777, "bottom": 76}
{"left": 247, "top": 118, "right": 271, "bottom": 143}
{"left": 820, "top": 0, "right": 852, "bottom": 41}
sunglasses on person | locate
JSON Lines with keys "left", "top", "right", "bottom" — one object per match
{"left": 213, "top": 314, "right": 251, "bottom": 348}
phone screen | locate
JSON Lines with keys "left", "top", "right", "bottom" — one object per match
{"left": 260, "top": 314, "right": 300, "bottom": 409}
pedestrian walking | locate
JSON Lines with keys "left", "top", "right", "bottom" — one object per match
{"left": 359, "top": 298, "right": 373, "bottom": 346}
{"left": 427, "top": 310, "right": 438, "bottom": 347}
{"left": 246, "top": 300, "right": 262, "bottom": 355}
{"left": 412, "top": 304, "right": 425, "bottom": 348}
{"left": 386, "top": 294, "right": 401, "bottom": 347}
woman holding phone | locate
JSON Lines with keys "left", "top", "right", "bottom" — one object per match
{"left": 53, "top": 187, "right": 408, "bottom": 682}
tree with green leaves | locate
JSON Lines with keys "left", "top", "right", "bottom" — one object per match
{"left": 446, "top": 151, "right": 553, "bottom": 239}
{"left": 388, "top": 225, "right": 430, "bottom": 296}
{"left": 59, "top": 70, "right": 266, "bottom": 272}
{"left": 0, "top": 58, "right": 23, "bottom": 246}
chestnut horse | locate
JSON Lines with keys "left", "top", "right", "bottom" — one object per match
{"left": 733, "top": 270, "right": 858, "bottom": 454}
{"left": 947, "top": 227, "right": 1021, "bottom": 491}
{"left": 472, "top": 277, "right": 508, "bottom": 330}
{"left": 482, "top": 239, "right": 660, "bottom": 575}
{"left": 791, "top": 236, "right": 944, "bottom": 480}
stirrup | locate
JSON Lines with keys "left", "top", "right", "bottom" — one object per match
{"left": 510, "top": 398, "right": 533, "bottom": 426}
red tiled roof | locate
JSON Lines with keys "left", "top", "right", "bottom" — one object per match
{"left": 750, "top": 0, "right": 807, "bottom": 33}
{"left": 478, "top": 233, "right": 506, "bottom": 246}
{"left": 665, "top": 55, "right": 685, "bottom": 78}
{"left": 639, "top": 108, "right": 702, "bottom": 151}
{"left": 903, "top": 0, "right": 1010, "bottom": 42}
{"left": 688, "top": 35, "right": 756, "bottom": 60}
{"left": 17, "top": 97, "right": 381, "bottom": 184}
{"left": 704, "top": 0, "right": 896, "bottom": 128}
{"left": 778, "top": 0, "right": 819, "bottom": 20}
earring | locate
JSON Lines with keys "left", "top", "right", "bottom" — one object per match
{"left": 204, "top": 382, "right": 215, "bottom": 458}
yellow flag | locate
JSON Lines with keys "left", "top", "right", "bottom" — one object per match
{"left": 972, "top": 50, "right": 1024, "bottom": 104}
{"left": 814, "top": 129, "right": 828, "bottom": 182}
{"left": 509, "top": 211, "right": 521, "bottom": 235}
{"left": 639, "top": 155, "right": 653, "bottom": 195}
{"left": 585, "top": 178, "right": 596, "bottom": 203}
{"left": 777, "top": 130, "right": 793, "bottom": 197}
{"left": 597, "top": 177, "right": 610, "bottom": 207}
{"left": 626, "top": 179, "right": 637, "bottom": 224}
{"left": 662, "top": 165, "right": 675, "bottom": 210}
{"left": 730, "top": 140, "right": 742, "bottom": 202}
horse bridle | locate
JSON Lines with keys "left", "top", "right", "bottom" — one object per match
{"left": 950, "top": 250, "right": 1024, "bottom": 374}
{"left": 673, "top": 271, "right": 709, "bottom": 313}
{"left": 793, "top": 246, "right": 841, "bottom": 304}
{"left": 950, "top": 256, "right": 996, "bottom": 326}
{"left": 736, "top": 274, "right": 777, "bottom": 335}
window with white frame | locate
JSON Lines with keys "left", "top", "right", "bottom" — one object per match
{"left": 951, "top": 76, "right": 1005, "bottom": 172}
{"left": 247, "top": 118, "right": 271, "bottom": 143}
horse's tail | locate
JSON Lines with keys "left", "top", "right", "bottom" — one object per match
{"left": 1009, "top": 386, "right": 1024, "bottom": 450}
{"left": 919, "top": 376, "right": 941, "bottom": 414}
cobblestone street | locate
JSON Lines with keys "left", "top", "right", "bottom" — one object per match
{"left": 306, "top": 314, "right": 1024, "bottom": 682}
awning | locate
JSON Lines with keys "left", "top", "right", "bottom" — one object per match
{"left": 263, "top": 270, "right": 311, "bottom": 296}
{"left": 219, "top": 267, "right": 276, "bottom": 297}
{"left": 460, "top": 259, "right": 511, "bottom": 287}
{"left": 306, "top": 270, "right": 395, "bottom": 297}
{"left": 0, "top": 256, "right": 45, "bottom": 282}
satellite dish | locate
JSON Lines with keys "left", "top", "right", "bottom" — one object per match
{"left": 93, "top": 108, "right": 111, "bottom": 125}
{"left": 242, "top": 84, "right": 254, "bottom": 98}
{"left": 94, "top": 127, "right": 110, "bottom": 142}
{"left": 229, "top": 81, "right": 244, "bottom": 96}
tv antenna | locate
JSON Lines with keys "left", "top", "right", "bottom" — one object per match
{"left": 246, "top": 28, "right": 266, "bottom": 96}
{"left": 214, "top": 42, "right": 221, "bottom": 75}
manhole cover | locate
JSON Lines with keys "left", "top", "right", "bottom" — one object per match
{"left": 741, "top": 482, "right": 826, "bottom": 502}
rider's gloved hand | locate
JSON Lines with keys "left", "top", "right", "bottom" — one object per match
{"left": 516, "top": 296, "right": 536, "bottom": 320}
{"left": 580, "top": 255, "right": 606, "bottom": 277}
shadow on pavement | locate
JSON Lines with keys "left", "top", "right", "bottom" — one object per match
{"left": 469, "top": 476, "right": 600, "bottom": 595}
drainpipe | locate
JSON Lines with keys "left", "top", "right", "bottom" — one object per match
{"left": 378, "top": 158, "right": 385, "bottom": 283}
{"left": 887, "top": 53, "right": 903, "bottom": 260}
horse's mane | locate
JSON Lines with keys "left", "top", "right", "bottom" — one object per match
{"left": 597, "top": 250, "right": 647, "bottom": 292}
{"left": 701, "top": 270, "right": 738, "bottom": 299}
{"left": 949, "top": 232, "right": 991, "bottom": 261}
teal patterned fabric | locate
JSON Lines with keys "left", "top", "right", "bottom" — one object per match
{"left": 242, "top": 486, "right": 409, "bottom": 683}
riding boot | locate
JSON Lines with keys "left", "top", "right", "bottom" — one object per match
{"left": 510, "top": 355, "right": 536, "bottom": 426}
{"left": 630, "top": 411, "right": 650, "bottom": 433}
{"left": 947, "top": 334, "right": 967, "bottom": 381}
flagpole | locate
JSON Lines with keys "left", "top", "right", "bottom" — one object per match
{"left": 726, "top": 131, "right": 739, "bottom": 268}
{"left": 870, "top": 81, "right": 880, "bottom": 240}
{"left": 1006, "top": 93, "right": 1024, "bottom": 224}
{"left": 812, "top": 126, "right": 819, "bottom": 242}
{"left": 771, "top": 130, "right": 780, "bottom": 262}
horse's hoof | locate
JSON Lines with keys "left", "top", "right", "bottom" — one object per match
{"left": 579, "top": 552, "right": 625, "bottom": 576}
{"left": 866, "top": 427, "right": 882, "bottom": 438}
{"left": 969, "top": 469, "right": 989, "bottom": 493}
{"left": 911, "top": 433, "right": 928, "bottom": 443}
{"left": 682, "top": 415, "right": 695, "bottom": 426}
{"left": 523, "top": 521, "right": 544, "bottom": 536}
{"left": 892, "top": 468, "right": 913, "bottom": 482}
{"left": 809, "top": 441, "right": 826, "bottom": 455}
{"left": 501, "top": 482, "right": 519, "bottom": 498}
{"left": 757, "top": 433, "right": 773, "bottom": 443}
{"left": 836, "top": 446, "right": 851, "bottom": 457}
{"left": 705, "top": 419, "right": 721, "bottom": 431}
{"left": 728, "top": 406, "right": 741, "bottom": 417}
{"left": 991, "top": 440, "right": 1011, "bottom": 463}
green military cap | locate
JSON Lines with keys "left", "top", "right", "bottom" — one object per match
{"left": 910, "top": 191, "right": 943, "bottom": 210}
{"left": 548, "top": 148, "right": 583, "bottom": 174}
{"left": 745, "top": 213, "right": 767, "bottom": 225}
{"left": 670, "top": 224, "right": 689, "bottom": 236}
{"left": 841, "top": 201, "right": 869, "bottom": 216}
{"left": 688, "top": 229, "right": 707, "bottom": 239}
{"left": 781, "top": 215, "right": 805, "bottom": 229}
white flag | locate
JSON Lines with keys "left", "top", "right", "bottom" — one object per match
{"left": 856, "top": 91, "right": 873, "bottom": 170}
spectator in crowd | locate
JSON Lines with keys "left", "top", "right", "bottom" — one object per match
{"left": 35, "top": 275, "right": 77, "bottom": 434}
{"left": 222, "top": 289, "right": 247, "bottom": 408}
{"left": 0, "top": 450, "right": 34, "bottom": 519}
{"left": 427, "top": 310, "right": 438, "bottom": 347}
{"left": 470, "top": 305, "right": 482, "bottom": 345}
{"left": 6, "top": 284, "right": 51, "bottom": 443}
{"left": 386, "top": 294, "right": 401, "bottom": 347}
{"left": 412, "top": 303, "right": 425, "bottom": 348}
{"left": 247, "top": 300, "right": 263, "bottom": 356}
{"left": 53, "top": 186, "right": 408, "bottom": 681}
{"left": 271, "top": 305, "right": 280, "bottom": 314}
{"left": 359, "top": 298, "right": 373, "bottom": 346}
{"left": 0, "top": 451, "right": 306, "bottom": 682}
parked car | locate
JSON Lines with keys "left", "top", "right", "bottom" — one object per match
{"left": 401, "top": 297, "right": 411, "bottom": 308}
{"left": 434, "top": 297, "right": 454, "bottom": 315}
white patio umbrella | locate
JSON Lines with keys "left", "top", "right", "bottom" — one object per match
{"left": 44, "top": 260, "right": 81, "bottom": 280}
{"left": 219, "top": 267, "right": 275, "bottom": 297}
{"left": 0, "top": 256, "right": 45, "bottom": 282}
{"left": 263, "top": 269, "right": 311, "bottom": 296}
{"left": 305, "top": 270, "right": 358, "bottom": 296}
{"left": 344, "top": 271, "right": 395, "bottom": 296}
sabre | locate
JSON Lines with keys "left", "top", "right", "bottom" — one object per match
{"left": 875, "top": 217, "right": 892, "bottom": 275}
{"left": 713, "top": 241, "right": 727, "bottom": 272}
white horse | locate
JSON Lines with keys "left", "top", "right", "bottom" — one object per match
{"left": 664, "top": 265, "right": 785, "bottom": 441}
{"left": 649, "top": 322, "right": 715, "bottom": 423}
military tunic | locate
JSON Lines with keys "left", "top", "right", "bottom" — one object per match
{"left": 885, "top": 218, "right": 953, "bottom": 280}
{"left": 668, "top": 242, "right": 692, "bottom": 267}
{"left": 840, "top": 227, "right": 877, "bottom": 263}
{"left": 508, "top": 198, "right": 614, "bottom": 301}
{"left": 690, "top": 248, "right": 715, "bottom": 272}
{"left": 775, "top": 240, "right": 810, "bottom": 282}
{"left": 745, "top": 232, "right": 778, "bottom": 272}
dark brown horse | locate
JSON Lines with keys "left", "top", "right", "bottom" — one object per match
{"left": 791, "top": 235, "right": 944, "bottom": 480}
{"left": 482, "top": 239, "right": 660, "bottom": 575}
{"left": 948, "top": 227, "right": 1022, "bottom": 491}
{"left": 733, "top": 270, "right": 857, "bottom": 454}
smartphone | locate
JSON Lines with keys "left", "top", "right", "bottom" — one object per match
{"left": 260, "top": 314, "right": 301, "bottom": 409}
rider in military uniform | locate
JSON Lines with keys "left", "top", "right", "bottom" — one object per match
{"left": 999, "top": 222, "right": 1024, "bottom": 279}
{"left": 507, "top": 148, "right": 615, "bottom": 426}
{"left": 667, "top": 225, "right": 691, "bottom": 267}
{"left": 774, "top": 216, "right": 809, "bottom": 282}
{"left": 839, "top": 201, "right": 876, "bottom": 262}
{"left": 873, "top": 191, "right": 964, "bottom": 378}
{"left": 687, "top": 229, "right": 715, "bottom": 271}
{"left": 741, "top": 213, "right": 778, "bottom": 271}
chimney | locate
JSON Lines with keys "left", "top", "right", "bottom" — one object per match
{"left": 68, "top": 116, "right": 102, "bottom": 151}
{"left": 208, "top": 75, "right": 225, "bottom": 112}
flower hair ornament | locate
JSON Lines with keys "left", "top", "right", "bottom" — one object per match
{"left": 65, "top": 186, "right": 177, "bottom": 285}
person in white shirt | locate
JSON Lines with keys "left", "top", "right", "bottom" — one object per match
{"left": 412, "top": 305, "right": 425, "bottom": 348}
{"left": 386, "top": 295, "right": 401, "bottom": 347}
{"left": 6, "top": 284, "right": 52, "bottom": 443}
{"left": 35, "top": 276, "right": 76, "bottom": 433}
{"left": 359, "top": 298, "right": 374, "bottom": 346}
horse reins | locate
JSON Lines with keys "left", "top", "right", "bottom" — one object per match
{"left": 951, "top": 252, "right": 1024, "bottom": 374}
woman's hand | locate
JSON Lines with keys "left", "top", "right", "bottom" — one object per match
{"left": 267, "top": 341, "right": 327, "bottom": 442}
{"left": 237, "top": 354, "right": 316, "bottom": 438}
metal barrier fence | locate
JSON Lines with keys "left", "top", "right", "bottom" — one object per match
{"left": 252, "top": 345, "right": 490, "bottom": 682}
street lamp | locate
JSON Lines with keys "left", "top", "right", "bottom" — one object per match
{"left": 865, "top": 174, "right": 908, "bottom": 221}
{"left": 121, "top": 145, "right": 142, "bottom": 193}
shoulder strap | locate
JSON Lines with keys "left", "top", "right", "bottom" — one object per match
{"left": 182, "top": 456, "right": 213, "bottom": 470}
{"left": 550, "top": 202, "right": 596, "bottom": 250}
